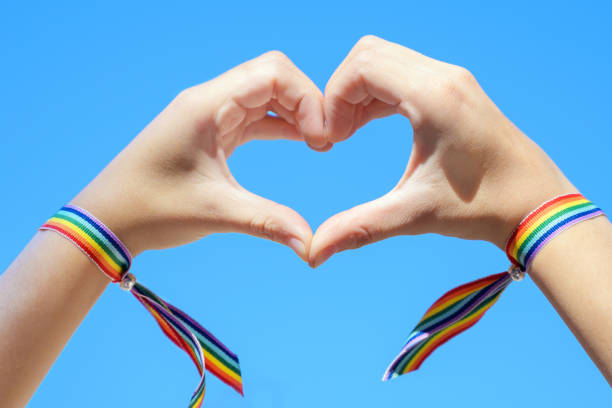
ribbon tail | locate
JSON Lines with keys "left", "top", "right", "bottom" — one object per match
{"left": 382, "top": 272, "right": 513, "bottom": 381}
{"left": 164, "top": 301, "right": 243, "bottom": 395}
{"left": 130, "top": 282, "right": 243, "bottom": 406}
{"left": 130, "top": 282, "right": 207, "bottom": 408}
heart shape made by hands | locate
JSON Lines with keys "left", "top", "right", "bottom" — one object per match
{"left": 182, "top": 35, "right": 559, "bottom": 272}
{"left": 222, "top": 36, "right": 536, "bottom": 269}
{"left": 67, "top": 36, "right": 576, "bottom": 408}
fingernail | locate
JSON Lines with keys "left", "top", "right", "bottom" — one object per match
{"left": 312, "top": 245, "right": 338, "bottom": 268}
{"left": 306, "top": 139, "right": 333, "bottom": 152}
{"left": 288, "top": 238, "right": 306, "bottom": 258}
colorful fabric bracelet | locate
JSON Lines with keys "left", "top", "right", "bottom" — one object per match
{"left": 383, "top": 193, "right": 604, "bottom": 381}
{"left": 40, "top": 205, "right": 243, "bottom": 407}
{"left": 505, "top": 193, "right": 604, "bottom": 271}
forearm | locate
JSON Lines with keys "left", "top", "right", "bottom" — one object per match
{"left": 0, "top": 53, "right": 322, "bottom": 407}
{"left": 311, "top": 36, "right": 612, "bottom": 384}
{"left": 0, "top": 231, "right": 109, "bottom": 407}
{"left": 529, "top": 215, "right": 612, "bottom": 385}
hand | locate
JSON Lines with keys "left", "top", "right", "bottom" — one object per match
{"left": 309, "top": 36, "right": 576, "bottom": 267}
{"left": 72, "top": 51, "right": 327, "bottom": 260}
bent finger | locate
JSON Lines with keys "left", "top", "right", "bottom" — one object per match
{"left": 324, "top": 36, "right": 438, "bottom": 143}
{"left": 242, "top": 115, "right": 301, "bottom": 143}
{"left": 214, "top": 51, "right": 326, "bottom": 148}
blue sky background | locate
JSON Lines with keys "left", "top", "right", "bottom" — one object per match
{"left": 1, "top": 1, "right": 611, "bottom": 406}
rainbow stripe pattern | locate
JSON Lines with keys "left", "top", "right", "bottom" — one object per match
{"left": 383, "top": 193, "right": 605, "bottom": 383}
{"left": 506, "top": 193, "right": 603, "bottom": 271}
{"left": 132, "top": 283, "right": 243, "bottom": 396}
{"left": 383, "top": 272, "right": 512, "bottom": 380}
{"left": 40, "top": 204, "right": 131, "bottom": 282}
{"left": 40, "top": 205, "right": 242, "bottom": 407}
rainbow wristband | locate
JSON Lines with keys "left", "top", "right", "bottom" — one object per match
{"left": 383, "top": 193, "right": 605, "bottom": 382}
{"left": 40, "top": 205, "right": 243, "bottom": 407}
{"left": 40, "top": 205, "right": 131, "bottom": 282}
{"left": 505, "top": 193, "right": 604, "bottom": 271}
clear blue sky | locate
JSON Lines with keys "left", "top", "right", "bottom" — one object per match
{"left": 2, "top": 1, "right": 611, "bottom": 406}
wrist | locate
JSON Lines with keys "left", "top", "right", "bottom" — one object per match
{"left": 503, "top": 193, "right": 604, "bottom": 275}
{"left": 71, "top": 173, "right": 151, "bottom": 257}
{"left": 487, "top": 131, "right": 578, "bottom": 249}
{"left": 529, "top": 215, "right": 612, "bottom": 280}
{"left": 491, "top": 186, "right": 576, "bottom": 250}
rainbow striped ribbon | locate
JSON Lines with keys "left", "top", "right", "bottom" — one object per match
{"left": 505, "top": 193, "right": 603, "bottom": 271}
{"left": 40, "top": 205, "right": 243, "bottom": 407}
{"left": 384, "top": 193, "right": 603, "bottom": 381}
{"left": 383, "top": 272, "right": 512, "bottom": 379}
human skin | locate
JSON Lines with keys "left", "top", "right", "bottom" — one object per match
{"left": 309, "top": 35, "right": 612, "bottom": 385}
{"left": 0, "top": 51, "right": 327, "bottom": 407}
{"left": 0, "top": 39, "right": 610, "bottom": 408}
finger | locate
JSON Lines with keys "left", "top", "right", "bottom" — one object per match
{"left": 309, "top": 190, "right": 426, "bottom": 268}
{"left": 351, "top": 99, "right": 398, "bottom": 134}
{"left": 324, "top": 36, "right": 435, "bottom": 143}
{"left": 324, "top": 57, "right": 405, "bottom": 143}
{"left": 264, "top": 101, "right": 334, "bottom": 153}
{"left": 242, "top": 115, "right": 301, "bottom": 143}
{"left": 224, "top": 186, "right": 313, "bottom": 261}
{"left": 296, "top": 91, "right": 327, "bottom": 149}
{"left": 306, "top": 140, "right": 334, "bottom": 152}
{"left": 268, "top": 99, "right": 296, "bottom": 125}
{"left": 323, "top": 36, "right": 394, "bottom": 143}
{"left": 213, "top": 51, "right": 326, "bottom": 148}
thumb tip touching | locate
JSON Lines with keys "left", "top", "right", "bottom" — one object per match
{"left": 276, "top": 221, "right": 313, "bottom": 262}
{"left": 308, "top": 217, "right": 353, "bottom": 268}
{"left": 288, "top": 236, "right": 309, "bottom": 262}
{"left": 232, "top": 189, "right": 407, "bottom": 266}
{"left": 308, "top": 242, "right": 339, "bottom": 268}
{"left": 307, "top": 194, "right": 408, "bottom": 267}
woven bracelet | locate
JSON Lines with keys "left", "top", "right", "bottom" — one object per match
{"left": 383, "top": 193, "right": 604, "bottom": 380}
{"left": 41, "top": 205, "right": 243, "bottom": 407}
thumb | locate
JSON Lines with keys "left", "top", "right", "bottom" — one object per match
{"left": 224, "top": 187, "right": 313, "bottom": 261}
{"left": 309, "top": 190, "right": 423, "bottom": 268}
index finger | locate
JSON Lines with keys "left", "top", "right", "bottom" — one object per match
{"left": 211, "top": 51, "right": 328, "bottom": 149}
{"left": 324, "top": 36, "right": 439, "bottom": 143}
